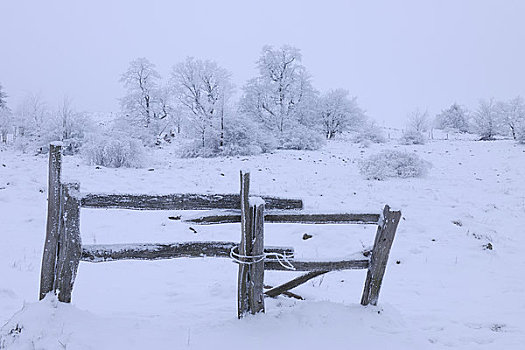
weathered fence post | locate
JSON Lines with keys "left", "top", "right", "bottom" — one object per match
{"left": 237, "top": 170, "right": 251, "bottom": 318}
{"left": 55, "top": 182, "right": 82, "bottom": 303}
{"left": 39, "top": 142, "right": 63, "bottom": 300}
{"left": 361, "top": 205, "right": 401, "bottom": 306}
{"left": 248, "top": 197, "right": 265, "bottom": 315}
{"left": 237, "top": 195, "right": 265, "bottom": 318}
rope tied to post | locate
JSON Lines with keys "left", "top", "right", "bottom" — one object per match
{"left": 230, "top": 245, "right": 296, "bottom": 270}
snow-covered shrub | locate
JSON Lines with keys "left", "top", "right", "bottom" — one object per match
{"left": 180, "top": 115, "right": 277, "bottom": 158}
{"left": 222, "top": 116, "right": 277, "bottom": 155}
{"left": 400, "top": 129, "right": 426, "bottom": 145}
{"left": 179, "top": 140, "right": 218, "bottom": 158}
{"left": 354, "top": 123, "right": 386, "bottom": 146}
{"left": 82, "top": 133, "right": 146, "bottom": 168}
{"left": 279, "top": 124, "right": 325, "bottom": 150}
{"left": 359, "top": 150, "right": 431, "bottom": 180}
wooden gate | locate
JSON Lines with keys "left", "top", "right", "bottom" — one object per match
{"left": 39, "top": 143, "right": 400, "bottom": 319}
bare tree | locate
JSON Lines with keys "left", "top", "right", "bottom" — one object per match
{"left": 473, "top": 98, "right": 502, "bottom": 140}
{"left": 0, "top": 83, "right": 7, "bottom": 109}
{"left": 15, "top": 92, "right": 48, "bottom": 136}
{"left": 407, "top": 108, "right": 429, "bottom": 132}
{"left": 318, "top": 89, "right": 366, "bottom": 139}
{"left": 171, "top": 57, "right": 233, "bottom": 147}
{"left": 240, "top": 45, "right": 317, "bottom": 134}
{"left": 497, "top": 96, "right": 525, "bottom": 140}
{"left": 37, "top": 97, "right": 92, "bottom": 153}
{"left": 120, "top": 57, "right": 161, "bottom": 128}
{"left": 0, "top": 83, "right": 12, "bottom": 143}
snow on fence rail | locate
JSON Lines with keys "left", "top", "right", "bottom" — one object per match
{"left": 81, "top": 242, "right": 294, "bottom": 262}
{"left": 39, "top": 143, "right": 401, "bottom": 318}
{"left": 81, "top": 193, "right": 303, "bottom": 210}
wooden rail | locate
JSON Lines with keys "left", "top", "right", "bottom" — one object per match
{"left": 264, "top": 258, "right": 369, "bottom": 271}
{"left": 81, "top": 193, "right": 303, "bottom": 211}
{"left": 184, "top": 212, "right": 381, "bottom": 225}
{"left": 81, "top": 241, "right": 293, "bottom": 262}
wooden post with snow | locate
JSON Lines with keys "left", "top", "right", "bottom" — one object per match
{"left": 237, "top": 171, "right": 251, "bottom": 318}
{"left": 39, "top": 142, "right": 63, "bottom": 300}
{"left": 55, "top": 182, "right": 82, "bottom": 303}
{"left": 361, "top": 205, "right": 401, "bottom": 306}
{"left": 248, "top": 197, "right": 265, "bottom": 315}
{"left": 237, "top": 171, "right": 266, "bottom": 318}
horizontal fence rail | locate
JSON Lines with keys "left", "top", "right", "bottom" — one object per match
{"left": 265, "top": 257, "right": 370, "bottom": 271}
{"left": 184, "top": 212, "right": 381, "bottom": 225}
{"left": 81, "top": 193, "right": 303, "bottom": 211}
{"left": 82, "top": 241, "right": 294, "bottom": 262}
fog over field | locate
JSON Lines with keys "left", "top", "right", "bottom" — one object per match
{"left": 1, "top": 0, "right": 524, "bottom": 125}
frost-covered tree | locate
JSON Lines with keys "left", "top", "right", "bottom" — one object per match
{"left": 0, "top": 83, "right": 7, "bottom": 110}
{"left": 407, "top": 108, "right": 429, "bottom": 132}
{"left": 0, "top": 83, "right": 12, "bottom": 143}
{"left": 473, "top": 98, "right": 502, "bottom": 140}
{"left": 516, "top": 120, "right": 525, "bottom": 144}
{"left": 240, "top": 45, "right": 317, "bottom": 135}
{"left": 41, "top": 97, "right": 92, "bottom": 153}
{"left": 401, "top": 108, "right": 428, "bottom": 145}
{"left": 434, "top": 103, "right": 469, "bottom": 133}
{"left": 154, "top": 85, "right": 179, "bottom": 138}
{"left": 15, "top": 92, "right": 48, "bottom": 137}
{"left": 171, "top": 57, "right": 233, "bottom": 148}
{"left": 497, "top": 96, "right": 525, "bottom": 140}
{"left": 120, "top": 57, "right": 162, "bottom": 128}
{"left": 318, "top": 89, "right": 366, "bottom": 139}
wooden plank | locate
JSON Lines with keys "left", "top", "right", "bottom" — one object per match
{"left": 264, "top": 270, "right": 328, "bottom": 298}
{"left": 264, "top": 285, "right": 304, "bottom": 300}
{"left": 248, "top": 198, "right": 265, "bottom": 315}
{"left": 361, "top": 205, "right": 401, "bottom": 306}
{"left": 184, "top": 212, "right": 380, "bottom": 225}
{"left": 267, "top": 213, "right": 379, "bottom": 224}
{"left": 39, "top": 142, "right": 62, "bottom": 300}
{"left": 81, "top": 242, "right": 294, "bottom": 262}
{"left": 265, "top": 258, "right": 369, "bottom": 271}
{"left": 54, "top": 183, "right": 82, "bottom": 303}
{"left": 183, "top": 213, "right": 241, "bottom": 225}
{"left": 81, "top": 193, "right": 302, "bottom": 211}
{"left": 237, "top": 171, "right": 251, "bottom": 318}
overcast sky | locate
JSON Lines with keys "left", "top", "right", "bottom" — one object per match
{"left": 1, "top": 0, "right": 524, "bottom": 126}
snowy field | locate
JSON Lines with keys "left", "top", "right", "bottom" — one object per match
{"left": 1, "top": 136, "right": 524, "bottom": 349}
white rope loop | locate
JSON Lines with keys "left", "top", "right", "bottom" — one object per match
{"left": 230, "top": 246, "right": 265, "bottom": 264}
{"left": 230, "top": 246, "right": 296, "bottom": 270}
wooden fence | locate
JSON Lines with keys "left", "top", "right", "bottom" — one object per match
{"left": 39, "top": 142, "right": 401, "bottom": 318}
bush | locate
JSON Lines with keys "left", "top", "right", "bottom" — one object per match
{"left": 354, "top": 123, "right": 386, "bottom": 146}
{"left": 179, "top": 140, "right": 218, "bottom": 158}
{"left": 279, "top": 124, "right": 325, "bottom": 150}
{"left": 222, "top": 116, "right": 277, "bottom": 154}
{"left": 82, "top": 133, "right": 146, "bottom": 168}
{"left": 400, "top": 130, "right": 426, "bottom": 145}
{"left": 180, "top": 115, "right": 277, "bottom": 158}
{"left": 359, "top": 149, "right": 431, "bottom": 180}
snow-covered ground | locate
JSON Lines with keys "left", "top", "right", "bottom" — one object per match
{"left": 1, "top": 136, "right": 524, "bottom": 349}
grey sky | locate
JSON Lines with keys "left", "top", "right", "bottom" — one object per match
{"left": 1, "top": 0, "right": 524, "bottom": 126}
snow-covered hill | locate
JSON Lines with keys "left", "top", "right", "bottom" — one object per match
{"left": 1, "top": 138, "right": 524, "bottom": 349}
